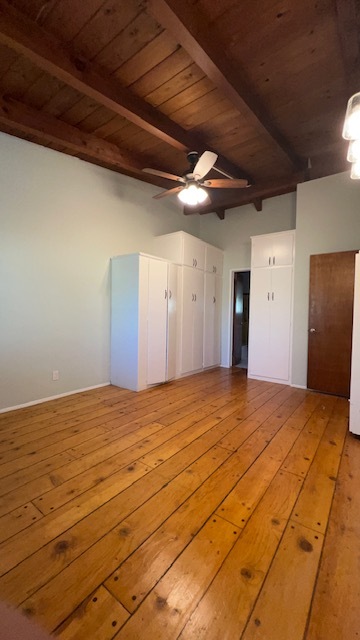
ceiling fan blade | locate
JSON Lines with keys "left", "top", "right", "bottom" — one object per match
{"left": 153, "top": 186, "right": 184, "bottom": 200}
{"left": 143, "top": 168, "right": 186, "bottom": 183}
{"left": 202, "top": 178, "right": 248, "bottom": 188}
{"left": 193, "top": 151, "right": 218, "bottom": 180}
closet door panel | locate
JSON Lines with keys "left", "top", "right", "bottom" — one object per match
{"left": 203, "top": 273, "right": 216, "bottom": 368}
{"left": 147, "top": 259, "right": 168, "bottom": 385}
{"left": 180, "top": 266, "right": 196, "bottom": 375}
{"left": 167, "top": 263, "right": 178, "bottom": 381}
{"left": 193, "top": 268, "right": 204, "bottom": 371}
{"left": 270, "top": 267, "right": 293, "bottom": 380}
{"left": 248, "top": 268, "right": 271, "bottom": 377}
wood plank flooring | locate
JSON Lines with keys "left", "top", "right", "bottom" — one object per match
{"left": 0, "top": 368, "right": 359, "bottom": 639}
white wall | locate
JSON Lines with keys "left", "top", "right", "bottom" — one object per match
{"left": 0, "top": 133, "right": 199, "bottom": 411}
{"left": 292, "top": 171, "right": 360, "bottom": 387}
{"left": 199, "top": 193, "right": 296, "bottom": 366}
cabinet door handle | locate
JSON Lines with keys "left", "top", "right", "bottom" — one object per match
{"left": 192, "top": 293, "right": 194, "bottom": 301}
{"left": 273, "top": 256, "right": 275, "bottom": 265}
{"left": 192, "top": 258, "right": 195, "bottom": 267}
{"left": 165, "top": 289, "right": 167, "bottom": 299}
{"left": 169, "top": 290, "right": 172, "bottom": 299}
{"left": 272, "top": 292, "right": 274, "bottom": 301}
{"left": 269, "top": 256, "right": 271, "bottom": 265}
{"left": 194, "top": 293, "right": 197, "bottom": 301}
{"left": 195, "top": 258, "right": 197, "bottom": 267}
{"left": 213, "top": 296, "right": 216, "bottom": 303}
{"left": 267, "top": 292, "right": 270, "bottom": 301}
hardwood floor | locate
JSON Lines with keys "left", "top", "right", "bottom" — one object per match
{"left": 0, "top": 368, "right": 359, "bottom": 639}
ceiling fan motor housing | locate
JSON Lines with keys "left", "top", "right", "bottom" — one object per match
{"left": 186, "top": 151, "right": 200, "bottom": 171}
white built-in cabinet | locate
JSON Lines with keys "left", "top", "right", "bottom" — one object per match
{"left": 153, "top": 231, "right": 223, "bottom": 376}
{"left": 248, "top": 230, "right": 295, "bottom": 384}
{"left": 350, "top": 252, "right": 360, "bottom": 435}
{"left": 110, "top": 253, "right": 177, "bottom": 391}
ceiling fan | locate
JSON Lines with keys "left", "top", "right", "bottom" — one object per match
{"left": 143, "top": 151, "right": 248, "bottom": 206}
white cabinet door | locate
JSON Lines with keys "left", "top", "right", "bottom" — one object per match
{"left": 147, "top": 259, "right": 168, "bottom": 385}
{"left": 205, "top": 244, "right": 223, "bottom": 275}
{"left": 167, "top": 262, "right": 177, "bottom": 381}
{"left": 193, "top": 268, "right": 204, "bottom": 371}
{"left": 203, "top": 274, "right": 221, "bottom": 367}
{"left": 180, "top": 266, "right": 204, "bottom": 374}
{"left": 270, "top": 267, "right": 293, "bottom": 380}
{"left": 180, "top": 266, "right": 196, "bottom": 375}
{"left": 272, "top": 234, "right": 294, "bottom": 266}
{"left": 251, "top": 235, "right": 273, "bottom": 268}
{"left": 248, "top": 268, "right": 271, "bottom": 377}
{"left": 183, "top": 234, "right": 205, "bottom": 270}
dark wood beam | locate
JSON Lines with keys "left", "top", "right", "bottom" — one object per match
{"left": 183, "top": 175, "right": 304, "bottom": 216}
{"left": 215, "top": 209, "right": 225, "bottom": 220}
{"left": 0, "top": 95, "right": 172, "bottom": 188}
{"left": 0, "top": 0, "right": 249, "bottom": 182}
{"left": 335, "top": 0, "right": 360, "bottom": 90}
{"left": 147, "top": 0, "right": 304, "bottom": 171}
{"left": 253, "top": 198, "right": 263, "bottom": 212}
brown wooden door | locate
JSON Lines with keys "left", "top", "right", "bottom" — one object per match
{"left": 307, "top": 250, "right": 357, "bottom": 397}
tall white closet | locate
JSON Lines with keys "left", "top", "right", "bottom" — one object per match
{"left": 152, "top": 231, "right": 223, "bottom": 376}
{"left": 110, "top": 253, "right": 177, "bottom": 391}
{"left": 248, "top": 230, "right": 295, "bottom": 384}
{"left": 350, "top": 251, "right": 360, "bottom": 435}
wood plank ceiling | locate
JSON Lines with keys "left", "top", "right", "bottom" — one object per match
{"left": 0, "top": 0, "right": 358, "bottom": 217}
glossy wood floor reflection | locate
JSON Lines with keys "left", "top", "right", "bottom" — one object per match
{"left": 0, "top": 369, "right": 359, "bottom": 639}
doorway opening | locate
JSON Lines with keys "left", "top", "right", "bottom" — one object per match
{"left": 232, "top": 271, "right": 251, "bottom": 368}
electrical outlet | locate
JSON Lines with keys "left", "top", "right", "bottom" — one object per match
{"left": 52, "top": 370, "right": 59, "bottom": 381}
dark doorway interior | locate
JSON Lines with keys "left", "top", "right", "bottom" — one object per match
{"left": 232, "top": 271, "right": 250, "bottom": 368}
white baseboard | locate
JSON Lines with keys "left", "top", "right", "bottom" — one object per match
{"left": 290, "top": 384, "right": 307, "bottom": 389}
{"left": 0, "top": 382, "right": 111, "bottom": 414}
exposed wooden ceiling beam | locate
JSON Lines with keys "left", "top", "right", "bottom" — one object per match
{"left": 0, "top": 0, "right": 249, "bottom": 182}
{"left": 253, "top": 198, "right": 263, "bottom": 212}
{"left": 0, "top": 95, "right": 172, "bottom": 188}
{"left": 147, "top": 0, "right": 304, "bottom": 171}
{"left": 184, "top": 176, "right": 304, "bottom": 216}
{"left": 335, "top": 0, "right": 360, "bottom": 90}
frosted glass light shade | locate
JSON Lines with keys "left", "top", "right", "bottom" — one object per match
{"left": 342, "top": 92, "right": 360, "bottom": 140}
{"left": 178, "top": 184, "right": 207, "bottom": 205}
{"left": 347, "top": 139, "right": 360, "bottom": 163}
{"left": 350, "top": 160, "right": 360, "bottom": 180}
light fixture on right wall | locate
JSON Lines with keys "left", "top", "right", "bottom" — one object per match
{"left": 343, "top": 91, "right": 360, "bottom": 178}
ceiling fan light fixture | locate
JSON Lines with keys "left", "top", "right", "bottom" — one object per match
{"left": 178, "top": 184, "right": 207, "bottom": 205}
{"left": 347, "top": 139, "right": 360, "bottom": 163}
{"left": 342, "top": 92, "right": 360, "bottom": 140}
{"left": 350, "top": 160, "right": 360, "bottom": 180}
